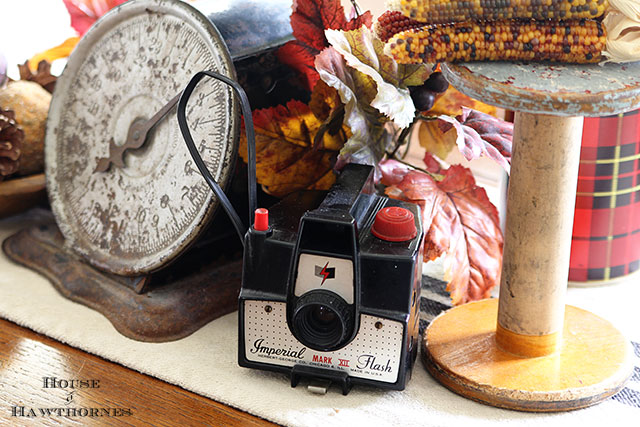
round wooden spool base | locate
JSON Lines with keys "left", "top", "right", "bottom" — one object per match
{"left": 422, "top": 299, "right": 633, "bottom": 412}
{"left": 425, "top": 62, "right": 640, "bottom": 412}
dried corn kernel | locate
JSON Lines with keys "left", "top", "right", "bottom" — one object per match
{"left": 399, "top": 0, "right": 608, "bottom": 24}
{"left": 377, "top": 10, "right": 426, "bottom": 42}
{"left": 386, "top": 19, "right": 606, "bottom": 64}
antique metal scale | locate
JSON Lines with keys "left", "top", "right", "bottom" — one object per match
{"left": 48, "top": 0, "right": 240, "bottom": 276}
{"left": 3, "top": 0, "right": 293, "bottom": 341}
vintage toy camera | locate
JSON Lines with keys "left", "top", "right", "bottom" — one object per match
{"left": 238, "top": 164, "right": 424, "bottom": 394}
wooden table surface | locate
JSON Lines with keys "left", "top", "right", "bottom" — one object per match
{"left": 0, "top": 318, "right": 277, "bottom": 426}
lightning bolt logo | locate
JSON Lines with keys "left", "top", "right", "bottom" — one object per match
{"left": 319, "top": 262, "right": 331, "bottom": 286}
{"left": 315, "top": 262, "right": 336, "bottom": 286}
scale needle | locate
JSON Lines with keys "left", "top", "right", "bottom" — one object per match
{"left": 94, "top": 93, "right": 181, "bottom": 173}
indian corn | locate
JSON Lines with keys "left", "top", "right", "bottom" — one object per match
{"left": 385, "top": 18, "right": 607, "bottom": 63}
{"left": 378, "top": 10, "right": 429, "bottom": 42}
{"left": 397, "top": 0, "right": 609, "bottom": 23}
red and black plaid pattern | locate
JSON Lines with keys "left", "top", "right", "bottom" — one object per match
{"left": 570, "top": 110, "right": 640, "bottom": 282}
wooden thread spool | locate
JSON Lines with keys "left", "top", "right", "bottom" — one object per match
{"left": 496, "top": 113, "right": 583, "bottom": 358}
{"left": 422, "top": 62, "right": 638, "bottom": 412}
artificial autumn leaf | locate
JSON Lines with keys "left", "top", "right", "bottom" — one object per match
{"left": 433, "top": 108, "right": 513, "bottom": 173}
{"left": 423, "top": 151, "right": 445, "bottom": 175}
{"left": 343, "top": 8, "right": 374, "bottom": 31}
{"left": 315, "top": 25, "right": 431, "bottom": 168}
{"left": 379, "top": 158, "right": 413, "bottom": 186}
{"left": 19, "top": 61, "right": 57, "bottom": 93}
{"left": 238, "top": 100, "right": 347, "bottom": 197}
{"left": 276, "top": 0, "right": 372, "bottom": 91}
{"left": 316, "top": 46, "right": 392, "bottom": 168}
{"left": 384, "top": 165, "right": 503, "bottom": 305}
{"left": 430, "top": 86, "right": 497, "bottom": 117}
{"left": 27, "top": 37, "right": 80, "bottom": 71}
{"left": 292, "top": 0, "right": 345, "bottom": 49}
{"left": 308, "top": 169, "right": 337, "bottom": 191}
{"left": 418, "top": 119, "right": 457, "bottom": 161}
{"left": 277, "top": 42, "right": 321, "bottom": 92}
{"left": 63, "top": 0, "right": 127, "bottom": 36}
{"left": 325, "top": 27, "right": 431, "bottom": 128}
{"left": 458, "top": 108, "right": 512, "bottom": 162}
{"left": 309, "top": 80, "right": 342, "bottom": 122}
{"left": 308, "top": 81, "right": 348, "bottom": 151}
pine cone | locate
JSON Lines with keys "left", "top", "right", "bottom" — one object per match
{"left": 18, "top": 60, "right": 57, "bottom": 93}
{"left": 0, "top": 80, "right": 51, "bottom": 175}
{"left": 0, "top": 109, "right": 23, "bottom": 181}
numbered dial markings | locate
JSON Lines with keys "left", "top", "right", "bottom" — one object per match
{"left": 46, "top": 0, "right": 238, "bottom": 275}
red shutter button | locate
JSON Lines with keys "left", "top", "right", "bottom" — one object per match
{"left": 254, "top": 208, "right": 269, "bottom": 231}
{"left": 371, "top": 207, "right": 417, "bottom": 242}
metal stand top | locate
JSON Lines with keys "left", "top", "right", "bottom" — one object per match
{"left": 442, "top": 62, "right": 640, "bottom": 117}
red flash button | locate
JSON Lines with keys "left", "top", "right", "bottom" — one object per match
{"left": 371, "top": 207, "right": 417, "bottom": 242}
{"left": 254, "top": 208, "right": 269, "bottom": 231}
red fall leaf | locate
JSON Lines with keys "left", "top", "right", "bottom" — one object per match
{"left": 379, "top": 158, "right": 413, "bottom": 187}
{"left": 422, "top": 152, "right": 445, "bottom": 175}
{"left": 383, "top": 163, "right": 503, "bottom": 305}
{"left": 342, "top": 8, "right": 374, "bottom": 31}
{"left": 276, "top": 0, "right": 372, "bottom": 91}
{"left": 63, "top": 0, "right": 127, "bottom": 36}
{"left": 276, "top": 42, "right": 322, "bottom": 92}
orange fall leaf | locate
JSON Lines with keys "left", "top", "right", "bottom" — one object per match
{"left": 239, "top": 96, "right": 347, "bottom": 198}
{"left": 430, "top": 86, "right": 497, "bottom": 118}
{"left": 28, "top": 37, "right": 80, "bottom": 71}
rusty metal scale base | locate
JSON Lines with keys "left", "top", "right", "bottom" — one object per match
{"left": 1, "top": 0, "right": 297, "bottom": 343}
{"left": 2, "top": 217, "right": 242, "bottom": 343}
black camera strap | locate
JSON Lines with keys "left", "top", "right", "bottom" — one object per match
{"left": 176, "top": 70, "right": 257, "bottom": 246}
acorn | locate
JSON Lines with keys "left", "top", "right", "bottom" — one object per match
{"left": 409, "top": 86, "right": 436, "bottom": 112}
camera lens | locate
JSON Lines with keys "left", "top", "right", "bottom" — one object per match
{"left": 301, "top": 303, "right": 340, "bottom": 340}
{"left": 290, "top": 290, "right": 354, "bottom": 351}
{"left": 311, "top": 305, "right": 337, "bottom": 326}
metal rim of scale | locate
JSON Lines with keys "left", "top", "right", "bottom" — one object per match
{"left": 45, "top": 0, "right": 239, "bottom": 276}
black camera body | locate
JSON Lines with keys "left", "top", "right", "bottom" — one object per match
{"left": 238, "top": 164, "right": 424, "bottom": 394}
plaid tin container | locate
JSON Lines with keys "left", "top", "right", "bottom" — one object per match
{"left": 569, "top": 110, "right": 640, "bottom": 283}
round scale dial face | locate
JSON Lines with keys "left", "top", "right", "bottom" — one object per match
{"left": 46, "top": 0, "right": 238, "bottom": 275}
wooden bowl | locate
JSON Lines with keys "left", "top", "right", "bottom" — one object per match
{"left": 0, "top": 174, "right": 47, "bottom": 219}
